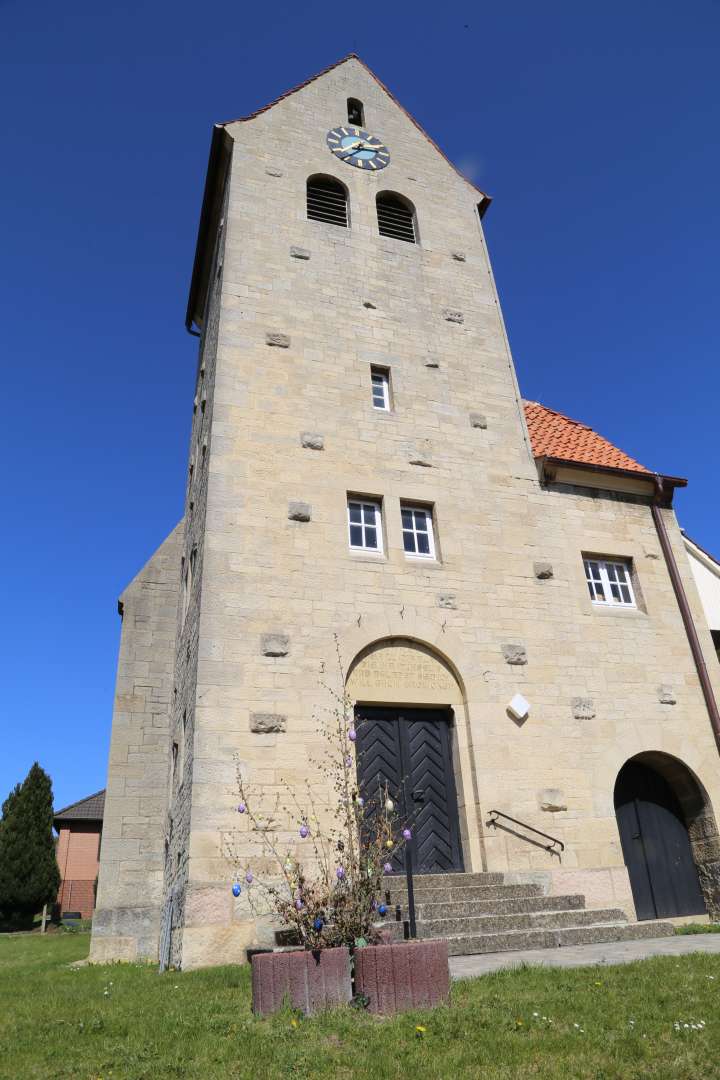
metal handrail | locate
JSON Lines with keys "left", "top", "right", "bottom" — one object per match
{"left": 486, "top": 809, "right": 565, "bottom": 854}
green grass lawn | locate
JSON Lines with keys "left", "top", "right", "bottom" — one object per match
{"left": 2, "top": 933, "right": 720, "bottom": 1079}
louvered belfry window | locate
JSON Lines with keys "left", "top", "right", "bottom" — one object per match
{"left": 307, "top": 175, "right": 348, "bottom": 227}
{"left": 376, "top": 192, "right": 416, "bottom": 243}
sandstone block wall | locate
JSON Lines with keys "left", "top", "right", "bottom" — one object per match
{"left": 167, "top": 59, "right": 720, "bottom": 966}
{"left": 96, "top": 58, "right": 720, "bottom": 969}
{"left": 90, "top": 523, "right": 182, "bottom": 962}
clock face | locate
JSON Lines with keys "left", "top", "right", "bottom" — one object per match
{"left": 326, "top": 126, "right": 390, "bottom": 170}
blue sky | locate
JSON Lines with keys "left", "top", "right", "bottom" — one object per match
{"left": 2, "top": 0, "right": 718, "bottom": 812}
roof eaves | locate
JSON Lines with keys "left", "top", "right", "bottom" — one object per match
{"left": 185, "top": 126, "right": 233, "bottom": 332}
{"left": 538, "top": 454, "right": 687, "bottom": 490}
{"left": 683, "top": 531, "right": 720, "bottom": 570}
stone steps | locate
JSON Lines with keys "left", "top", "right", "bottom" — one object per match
{"left": 441, "top": 920, "right": 676, "bottom": 957}
{"left": 417, "top": 906, "right": 629, "bottom": 938}
{"left": 416, "top": 893, "right": 586, "bottom": 920}
{"left": 386, "top": 883, "right": 544, "bottom": 904}
{"left": 376, "top": 871, "right": 675, "bottom": 958}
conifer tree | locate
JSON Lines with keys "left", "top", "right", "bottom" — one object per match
{"left": 0, "top": 763, "right": 60, "bottom": 922}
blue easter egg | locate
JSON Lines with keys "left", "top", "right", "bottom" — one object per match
{"left": 232, "top": 883, "right": 241, "bottom": 897}
{"left": 378, "top": 904, "right": 387, "bottom": 916}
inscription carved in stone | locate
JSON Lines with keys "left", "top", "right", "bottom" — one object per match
{"left": 347, "top": 642, "right": 456, "bottom": 696}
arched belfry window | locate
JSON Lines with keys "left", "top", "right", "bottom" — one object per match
{"left": 347, "top": 98, "right": 364, "bottom": 126}
{"left": 306, "top": 174, "right": 349, "bottom": 228}
{"left": 376, "top": 192, "right": 417, "bottom": 244}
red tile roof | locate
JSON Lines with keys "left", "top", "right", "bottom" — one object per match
{"left": 523, "top": 400, "right": 650, "bottom": 474}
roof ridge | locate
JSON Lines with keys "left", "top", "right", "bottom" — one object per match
{"left": 523, "top": 399, "right": 593, "bottom": 432}
{"left": 217, "top": 54, "right": 490, "bottom": 202}
{"left": 54, "top": 788, "right": 106, "bottom": 817}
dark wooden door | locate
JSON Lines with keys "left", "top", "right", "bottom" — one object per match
{"left": 615, "top": 761, "right": 706, "bottom": 920}
{"left": 354, "top": 706, "right": 464, "bottom": 873}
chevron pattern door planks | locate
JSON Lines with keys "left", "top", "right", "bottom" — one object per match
{"left": 354, "top": 706, "right": 464, "bottom": 873}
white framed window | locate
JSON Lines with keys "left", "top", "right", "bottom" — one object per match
{"left": 371, "top": 367, "right": 391, "bottom": 411}
{"left": 347, "top": 498, "right": 383, "bottom": 553}
{"left": 401, "top": 504, "right": 436, "bottom": 559}
{"left": 584, "top": 557, "right": 636, "bottom": 607}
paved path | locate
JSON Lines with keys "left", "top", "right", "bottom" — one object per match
{"left": 449, "top": 934, "right": 720, "bottom": 980}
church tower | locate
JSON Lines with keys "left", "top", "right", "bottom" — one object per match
{"left": 92, "top": 57, "right": 720, "bottom": 969}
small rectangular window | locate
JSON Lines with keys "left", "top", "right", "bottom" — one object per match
{"left": 348, "top": 498, "right": 383, "bottom": 554}
{"left": 583, "top": 557, "right": 636, "bottom": 607}
{"left": 371, "top": 368, "right": 391, "bottom": 411}
{"left": 401, "top": 504, "right": 436, "bottom": 559}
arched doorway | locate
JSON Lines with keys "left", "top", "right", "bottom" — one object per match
{"left": 347, "top": 638, "right": 465, "bottom": 874}
{"left": 614, "top": 754, "right": 710, "bottom": 920}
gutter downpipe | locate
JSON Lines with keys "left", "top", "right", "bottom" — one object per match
{"left": 652, "top": 475, "right": 720, "bottom": 753}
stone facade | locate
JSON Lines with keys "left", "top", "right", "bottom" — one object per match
{"left": 92, "top": 56, "right": 720, "bottom": 968}
{"left": 91, "top": 524, "right": 182, "bottom": 961}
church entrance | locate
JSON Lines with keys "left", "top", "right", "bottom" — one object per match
{"left": 614, "top": 758, "right": 707, "bottom": 920}
{"left": 354, "top": 705, "right": 464, "bottom": 874}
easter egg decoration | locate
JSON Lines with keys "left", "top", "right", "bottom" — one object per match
{"left": 232, "top": 882, "right": 241, "bottom": 897}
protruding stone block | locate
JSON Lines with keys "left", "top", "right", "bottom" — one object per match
{"left": 261, "top": 633, "right": 289, "bottom": 657}
{"left": 502, "top": 644, "right": 527, "bottom": 666}
{"left": 437, "top": 592, "right": 457, "bottom": 610}
{"left": 572, "top": 697, "right": 596, "bottom": 720}
{"left": 539, "top": 788, "right": 568, "bottom": 812}
{"left": 443, "top": 308, "right": 464, "bottom": 324}
{"left": 250, "top": 713, "right": 287, "bottom": 734}
{"left": 451, "top": 251, "right": 466, "bottom": 262}
{"left": 424, "top": 357, "right": 440, "bottom": 368}
{"left": 363, "top": 300, "right": 377, "bottom": 309}
{"left": 470, "top": 412, "right": 488, "bottom": 429}
{"left": 534, "top": 561, "right": 554, "bottom": 580}
{"left": 290, "top": 246, "right": 310, "bottom": 260}
{"left": 409, "top": 440, "right": 433, "bottom": 467}
{"left": 658, "top": 685, "right": 677, "bottom": 705}
{"left": 300, "top": 432, "right": 324, "bottom": 450}
{"left": 265, "top": 167, "right": 283, "bottom": 177}
{"left": 266, "top": 332, "right": 290, "bottom": 348}
{"left": 288, "top": 501, "right": 312, "bottom": 522}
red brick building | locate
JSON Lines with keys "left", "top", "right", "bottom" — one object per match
{"left": 54, "top": 790, "right": 105, "bottom": 919}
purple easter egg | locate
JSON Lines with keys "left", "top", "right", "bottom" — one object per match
{"left": 237, "top": 803, "right": 246, "bottom": 814}
{"left": 336, "top": 866, "right": 345, "bottom": 880}
{"left": 403, "top": 829, "right": 412, "bottom": 841}
{"left": 299, "top": 824, "right": 309, "bottom": 838}
{"left": 348, "top": 729, "right": 357, "bottom": 742}
{"left": 245, "top": 871, "right": 253, "bottom": 884}
{"left": 383, "top": 862, "right": 393, "bottom": 874}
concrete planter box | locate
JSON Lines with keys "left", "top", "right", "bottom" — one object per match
{"left": 251, "top": 946, "right": 352, "bottom": 1017}
{"left": 354, "top": 939, "right": 451, "bottom": 1014}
